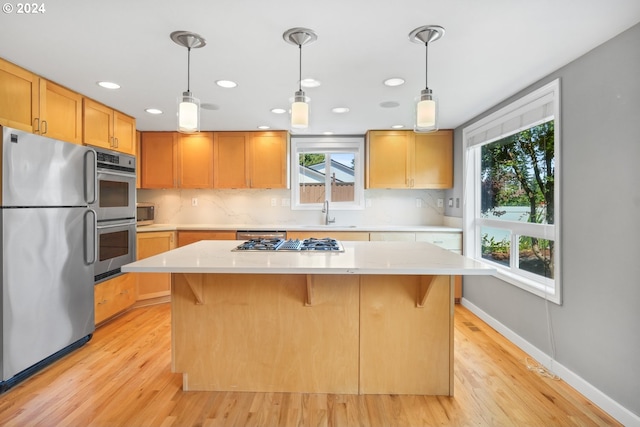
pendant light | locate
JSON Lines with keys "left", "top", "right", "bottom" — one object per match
{"left": 283, "top": 27, "right": 317, "bottom": 130}
{"left": 409, "top": 25, "right": 445, "bottom": 133}
{"left": 170, "top": 31, "right": 206, "bottom": 133}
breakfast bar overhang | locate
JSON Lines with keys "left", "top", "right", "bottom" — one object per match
{"left": 122, "top": 240, "right": 495, "bottom": 395}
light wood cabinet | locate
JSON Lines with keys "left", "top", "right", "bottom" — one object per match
{"left": 178, "top": 132, "right": 214, "bottom": 188}
{"left": 83, "top": 98, "right": 136, "bottom": 154}
{"left": 140, "top": 132, "right": 177, "bottom": 188}
{"left": 214, "top": 131, "right": 288, "bottom": 189}
{"left": 136, "top": 231, "right": 176, "bottom": 301}
{"left": 39, "top": 80, "right": 83, "bottom": 144}
{"left": 0, "top": 58, "right": 39, "bottom": 133}
{"left": 94, "top": 273, "right": 136, "bottom": 325}
{"left": 366, "top": 130, "right": 452, "bottom": 189}
{"left": 177, "top": 230, "right": 237, "bottom": 247}
{"left": 0, "top": 58, "right": 82, "bottom": 143}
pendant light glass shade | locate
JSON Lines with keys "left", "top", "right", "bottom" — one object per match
{"left": 178, "top": 91, "right": 200, "bottom": 133}
{"left": 291, "top": 90, "right": 308, "bottom": 129}
{"left": 170, "top": 31, "right": 206, "bottom": 134}
{"left": 409, "top": 25, "right": 444, "bottom": 133}
{"left": 415, "top": 89, "right": 438, "bottom": 132}
{"left": 283, "top": 27, "right": 317, "bottom": 131}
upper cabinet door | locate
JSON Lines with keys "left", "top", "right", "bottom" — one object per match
{"left": 249, "top": 132, "right": 288, "bottom": 189}
{"left": 214, "top": 132, "right": 249, "bottom": 188}
{"left": 179, "top": 132, "right": 214, "bottom": 188}
{"left": 366, "top": 130, "right": 412, "bottom": 189}
{"left": 113, "top": 111, "right": 136, "bottom": 155}
{"left": 0, "top": 58, "right": 39, "bottom": 133}
{"left": 413, "top": 130, "right": 453, "bottom": 189}
{"left": 140, "top": 132, "right": 177, "bottom": 189}
{"left": 39, "top": 80, "right": 83, "bottom": 144}
{"left": 83, "top": 98, "right": 113, "bottom": 149}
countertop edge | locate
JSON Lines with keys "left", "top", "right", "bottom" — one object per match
{"left": 137, "top": 224, "right": 463, "bottom": 233}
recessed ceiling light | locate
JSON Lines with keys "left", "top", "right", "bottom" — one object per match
{"left": 384, "top": 78, "right": 405, "bottom": 87}
{"left": 97, "top": 81, "right": 120, "bottom": 90}
{"left": 301, "top": 78, "right": 321, "bottom": 88}
{"left": 331, "top": 107, "right": 350, "bottom": 114}
{"left": 391, "top": 124, "right": 404, "bottom": 129}
{"left": 257, "top": 125, "right": 270, "bottom": 129}
{"left": 271, "top": 108, "right": 286, "bottom": 114}
{"left": 216, "top": 80, "right": 237, "bottom": 88}
{"left": 380, "top": 101, "right": 400, "bottom": 108}
{"left": 145, "top": 108, "right": 163, "bottom": 115}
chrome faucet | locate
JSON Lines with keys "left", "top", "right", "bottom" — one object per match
{"left": 322, "top": 200, "right": 335, "bottom": 225}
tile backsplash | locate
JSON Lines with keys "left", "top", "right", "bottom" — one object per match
{"left": 137, "top": 188, "right": 446, "bottom": 226}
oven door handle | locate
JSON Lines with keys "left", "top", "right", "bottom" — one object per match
{"left": 97, "top": 169, "right": 136, "bottom": 180}
{"left": 85, "top": 149, "right": 97, "bottom": 204}
{"left": 96, "top": 220, "right": 136, "bottom": 230}
{"left": 85, "top": 209, "right": 98, "bottom": 265}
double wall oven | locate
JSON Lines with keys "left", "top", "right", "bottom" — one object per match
{"left": 91, "top": 147, "right": 136, "bottom": 283}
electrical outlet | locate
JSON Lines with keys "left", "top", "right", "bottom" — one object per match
{"left": 416, "top": 198, "right": 422, "bottom": 208}
{"left": 191, "top": 198, "right": 198, "bottom": 207}
{"left": 448, "top": 198, "right": 454, "bottom": 207}
{"left": 437, "top": 198, "right": 444, "bottom": 208}
{"left": 271, "top": 198, "right": 277, "bottom": 207}
{"left": 456, "top": 198, "right": 460, "bottom": 208}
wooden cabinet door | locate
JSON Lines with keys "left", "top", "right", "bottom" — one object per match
{"left": 136, "top": 231, "right": 176, "bottom": 300}
{"left": 214, "top": 132, "right": 249, "bottom": 188}
{"left": 95, "top": 273, "right": 135, "bottom": 325}
{"left": 249, "top": 132, "right": 288, "bottom": 188}
{"left": 366, "top": 130, "right": 411, "bottom": 188}
{"left": 39, "top": 80, "right": 83, "bottom": 144}
{"left": 177, "top": 230, "right": 237, "bottom": 247}
{"left": 140, "top": 132, "right": 177, "bottom": 188}
{"left": 179, "top": 132, "right": 214, "bottom": 188}
{"left": 83, "top": 98, "right": 113, "bottom": 149}
{"left": 413, "top": 130, "right": 453, "bottom": 189}
{"left": 0, "top": 58, "right": 39, "bottom": 133}
{"left": 113, "top": 111, "right": 136, "bottom": 155}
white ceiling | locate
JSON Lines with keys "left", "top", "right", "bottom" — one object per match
{"left": 1, "top": 1, "right": 639, "bottom": 135}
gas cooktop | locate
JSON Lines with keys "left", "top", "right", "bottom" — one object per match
{"left": 233, "top": 238, "right": 344, "bottom": 252}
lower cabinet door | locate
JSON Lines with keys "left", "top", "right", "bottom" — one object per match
{"left": 95, "top": 273, "right": 135, "bottom": 325}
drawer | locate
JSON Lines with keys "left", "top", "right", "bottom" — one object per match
{"left": 95, "top": 273, "right": 135, "bottom": 325}
{"left": 415, "top": 232, "right": 462, "bottom": 251}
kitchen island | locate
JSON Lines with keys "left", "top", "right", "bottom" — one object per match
{"left": 122, "top": 240, "right": 494, "bottom": 395}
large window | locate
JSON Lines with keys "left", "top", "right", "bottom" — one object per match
{"left": 464, "top": 79, "right": 561, "bottom": 303}
{"left": 291, "top": 136, "right": 365, "bottom": 210}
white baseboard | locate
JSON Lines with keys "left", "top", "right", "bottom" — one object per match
{"left": 461, "top": 298, "right": 640, "bottom": 427}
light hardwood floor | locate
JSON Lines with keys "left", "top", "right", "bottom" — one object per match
{"left": 0, "top": 303, "right": 620, "bottom": 427}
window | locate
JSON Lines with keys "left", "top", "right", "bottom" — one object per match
{"left": 291, "top": 136, "right": 365, "bottom": 210}
{"left": 463, "top": 79, "right": 561, "bottom": 303}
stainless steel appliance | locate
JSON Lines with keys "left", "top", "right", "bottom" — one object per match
{"left": 91, "top": 147, "right": 136, "bottom": 283}
{"left": 92, "top": 147, "right": 136, "bottom": 222}
{"left": 233, "top": 237, "right": 344, "bottom": 252}
{"left": 136, "top": 202, "right": 155, "bottom": 226}
{"left": 1, "top": 126, "right": 96, "bottom": 392}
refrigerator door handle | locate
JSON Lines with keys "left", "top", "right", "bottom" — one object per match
{"left": 85, "top": 149, "right": 97, "bottom": 204}
{"left": 85, "top": 209, "right": 98, "bottom": 265}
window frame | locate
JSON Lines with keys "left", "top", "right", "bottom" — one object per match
{"left": 463, "top": 79, "right": 562, "bottom": 304}
{"left": 290, "top": 136, "right": 365, "bottom": 210}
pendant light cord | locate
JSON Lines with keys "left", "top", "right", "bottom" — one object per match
{"left": 298, "top": 44, "right": 303, "bottom": 92}
{"left": 424, "top": 42, "right": 429, "bottom": 90}
{"left": 187, "top": 47, "right": 192, "bottom": 92}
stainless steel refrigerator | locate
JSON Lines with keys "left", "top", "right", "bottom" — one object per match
{"left": 1, "top": 126, "right": 96, "bottom": 392}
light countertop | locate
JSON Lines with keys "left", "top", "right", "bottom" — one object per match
{"left": 122, "top": 240, "right": 494, "bottom": 276}
{"left": 136, "top": 224, "right": 463, "bottom": 233}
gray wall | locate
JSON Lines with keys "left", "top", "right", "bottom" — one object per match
{"left": 446, "top": 23, "right": 640, "bottom": 417}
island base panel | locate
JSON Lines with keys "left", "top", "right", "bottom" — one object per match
{"left": 172, "top": 273, "right": 360, "bottom": 393}
{"left": 360, "top": 275, "right": 452, "bottom": 395}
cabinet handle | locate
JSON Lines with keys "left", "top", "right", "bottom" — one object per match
{"left": 33, "top": 118, "right": 40, "bottom": 133}
{"left": 98, "top": 299, "right": 108, "bottom": 305}
{"left": 114, "top": 137, "right": 119, "bottom": 148}
{"left": 41, "top": 120, "right": 48, "bottom": 135}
